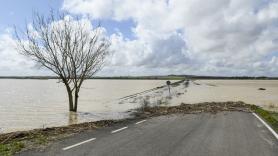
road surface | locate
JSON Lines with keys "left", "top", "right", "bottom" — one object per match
{"left": 18, "top": 112, "right": 278, "bottom": 156}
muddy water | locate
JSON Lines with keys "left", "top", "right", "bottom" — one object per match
{"left": 0, "top": 79, "right": 168, "bottom": 133}
{"left": 120, "top": 80, "right": 278, "bottom": 112}
{"left": 180, "top": 80, "right": 278, "bottom": 111}
{"left": 1, "top": 79, "right": 278, "bottom": 133}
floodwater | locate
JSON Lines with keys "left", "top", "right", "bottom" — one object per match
{"left": 0, "top": 79, "right": 278, "bottom": 133}
{"left": 180, "top": 80, "right": 278, "bottom": 110}
{"left": 0, "top": 79, "right": 169, "bottom": 133}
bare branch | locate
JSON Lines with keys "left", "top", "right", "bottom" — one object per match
{"left": 15, "top": 11, "right": 110, "bottom": 112}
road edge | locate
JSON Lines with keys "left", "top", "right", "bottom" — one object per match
{"left": 252, "top": 112, "right": 278, "bottom": 140}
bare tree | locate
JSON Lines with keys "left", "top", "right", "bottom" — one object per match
{"left": 15, "top": 12, "right": 110, "bottom": 112}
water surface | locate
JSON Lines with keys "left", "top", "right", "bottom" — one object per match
{"left": 0, "top": 79, "right": 168, "bottom": 133}
{"left": 1, "top": 79, "right": 278, "bottom": 133}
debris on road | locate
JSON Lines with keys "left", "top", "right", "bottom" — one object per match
{"left": 135, "top": 101, "right": 254, "bottom": 117}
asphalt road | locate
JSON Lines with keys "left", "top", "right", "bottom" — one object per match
{"left": 18, "top": 112, "right": 278, "bottom": 156}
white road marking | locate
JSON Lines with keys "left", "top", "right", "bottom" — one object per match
{"left": 111, "top": 126, "right": 128, "bottom": 134}
{"left": 253, "top": 113, "right": 278, "bottom": 140}
{"left": 62, "top": 138, "right": 96, "bottom": 151}
{"left": 135, "top": 120, "right": 147, "bottom": 125}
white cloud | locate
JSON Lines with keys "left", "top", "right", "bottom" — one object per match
{"left": 1, "top": 0, "right": 278, "bottom": 76}
{"left": 0, "top": 31, "right": 47, "bottom": 76}
{"left": 62, "top": 0, "right": 278, "bottom": 76}
{"left": 0, "top": 16, "right": 108, "bottom": 76}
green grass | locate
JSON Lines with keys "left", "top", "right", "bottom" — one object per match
{"left": 0, "top": 142, "right": 25, "bottom": 156}
{"left": 251, "top": 105, "right": 278, "bottom": 133}
{"left": 271, "top": 112, "right": 278, "bottom": 121}
{"left": 0, "top": 133, "right": 48, "bottom": 156}
{"left": 34, "top": 133, "right": 48, "bottom": 145}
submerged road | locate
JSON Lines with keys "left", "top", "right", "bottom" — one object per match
{"left": 18, "top": 112, "right": 278, "bottom": 156}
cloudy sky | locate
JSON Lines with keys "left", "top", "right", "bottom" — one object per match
{"left": 0, "top": 0, "right": 278, "bottom": 76}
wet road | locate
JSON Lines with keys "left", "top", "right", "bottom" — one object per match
{"left": 18, "top": 112, "right": 278, "bottom": 156}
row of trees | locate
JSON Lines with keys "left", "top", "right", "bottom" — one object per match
{"left": 15, "top": 11, "right": 110, "bottom": 112}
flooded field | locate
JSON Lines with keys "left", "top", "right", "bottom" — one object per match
{"left": 0, "top": 79, "right": 169, "bottom": 133}
{"left": 180, "top": 80, "right": 278, "bottom": 111}
{"left": 0, "top": 79, "right": 278, "bottom": 133}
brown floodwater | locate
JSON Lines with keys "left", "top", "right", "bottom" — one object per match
{"left": 179, "top": 80, "right": 278, "bottom": 111}
{"left": 0, "top": 79, "right": 277, "bottom": 133}
{"left": 0, "top": 79, "right": 169, "bottom": 133}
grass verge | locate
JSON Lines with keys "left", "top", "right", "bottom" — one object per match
{"left": 251, "top": 105, "right": 278, "bottom": 133}
{"left": 0, "top": 141, "right": 25, "bottom": 156}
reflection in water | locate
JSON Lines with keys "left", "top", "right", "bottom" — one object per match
{"left": 185, "top": 80, "right": 189, "bottom": 87}
{"left": 68, "top": 112, "right": 78, "bottom": 125}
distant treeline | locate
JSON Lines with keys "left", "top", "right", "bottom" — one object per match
{"left": 171, "top": 75, "right": 278, "bottom": 80}
{"left": 0, "top": 75, "right": 277, "bottom": 80}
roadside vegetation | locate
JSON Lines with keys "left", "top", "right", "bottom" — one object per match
{"left": 0, "top": 142, "right": 25, "bottom": 156}
{"left": 251, "top": 105, "right": 278, "bottom": 132}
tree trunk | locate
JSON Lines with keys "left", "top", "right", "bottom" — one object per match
{"left": 65, "top": 85, "right": 74, "bottom": 112}
{"left": 67, "top": 91, "right": 74, "bottom": 111}
{"left": 73, "top": 91, "right": 79, "bottom": 112}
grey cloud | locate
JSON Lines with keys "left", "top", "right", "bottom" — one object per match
{"left": 136, "top": 33, "right": 191, "bottom": 68}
